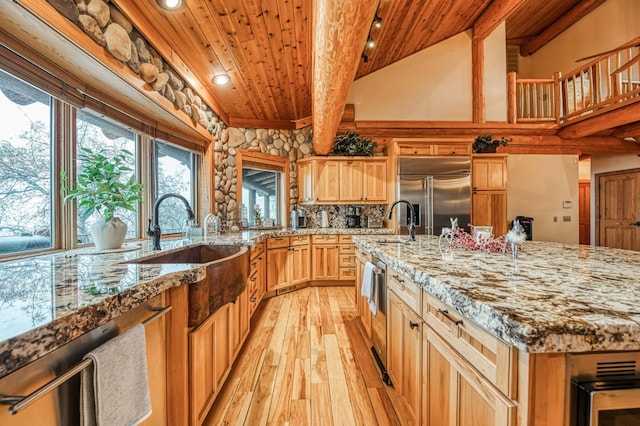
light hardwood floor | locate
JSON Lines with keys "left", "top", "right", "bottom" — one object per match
{"left": 204, "top": 287, "right": 410, "bottom": 425}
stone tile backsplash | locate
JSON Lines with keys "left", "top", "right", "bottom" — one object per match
{"left": 299, "top": 205, "right": 386, "bottom": 228}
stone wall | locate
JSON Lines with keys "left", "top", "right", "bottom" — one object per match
{"left": 214, "top": 126, "right": 314, "bottom": 222}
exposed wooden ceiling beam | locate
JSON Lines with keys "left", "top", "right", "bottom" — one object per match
{"left": 612, "top": 121, "right": 640, "bottom": 139}
{"left": 558, "top": 102, "right": 640, "bottom": 139}
{"left": 519, "top": 0, "right": 604, "bottom": 56}
{"left": 311, "top": 0, "right": 378, "bottom": 155}
{"left": 473, "top": 0, "right": 526, "bottom": 40}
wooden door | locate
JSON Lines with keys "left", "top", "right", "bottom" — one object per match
{"left": 298, "top": 161, "right": 313, "bottom": 204}
{"left": 472, "top": 156, "right": 507, "bottom": 191}
{"left": 311, "top": 244, "right": 340, "bottom": 280}
{"left": 314, "top": 160, "right": 340, "bottom": 202}
{"left": 597, "top": 169, "right": 640, "bottom": 250}
{"left": 339, "top": 160, "right": 364, "bottom": 202}
{"left": 472, "top": 191, "right": 507, "bottom": 236}
{"left": 387, "top": 291, "right": 404, "bottom": 392}
{"left": 363, "top": 160, "right": 388, "bottom": 202}
{"left": 423, "top": 326, "right": 451, "bottom": 426}
{"left": 229, "top": 288, "right": 249, "bottom": 359}
{"left": 579, "top": 180, "right": 591, "bottom": 245}
{"left": 289, "top": 244, "right": 310, "bottom": 284}
{"left": 266, "top": 247, "right": 290, "bottom": 290}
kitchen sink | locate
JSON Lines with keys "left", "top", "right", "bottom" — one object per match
{"left": 129, "top": 244, "right": 249, "bottom": 326}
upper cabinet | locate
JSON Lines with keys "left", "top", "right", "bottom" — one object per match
{"left": 396, "top": 139, "right": 472, "bottom": 156}
{"left": 298, "top": 157, "right": 388, "bottom": 204}
{"left": 472, "top": 154, "right": 508, "bottom": 191}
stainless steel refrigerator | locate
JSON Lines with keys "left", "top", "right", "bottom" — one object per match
{"left": 397, "top": 157, "right": 471, "bottom": 235}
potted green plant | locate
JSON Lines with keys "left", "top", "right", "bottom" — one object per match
{"left": 472, "top": 135, "right": 511, "bottom": 153}
{"left": 61, "top": 147, "right": 144, "bottom": 250}
{"left": 331, "top": 130, "right": 377, "bottom": 156}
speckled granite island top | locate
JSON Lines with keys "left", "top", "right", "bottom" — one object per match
{"left": 0, "top": 227, "right": 392, "bottom": 378}
{"left": 353, "top": 235, "right": 640, "bottom": 354}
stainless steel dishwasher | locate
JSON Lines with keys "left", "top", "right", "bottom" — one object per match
{"left": 370, "top": 256, "right": 391, "bottom": 386}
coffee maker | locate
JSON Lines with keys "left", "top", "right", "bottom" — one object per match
{"left": 346, "top": 206, "right": 362, "bottom": 228}
{"left": 290, "top": 208, "right": 307, "bottom": 229}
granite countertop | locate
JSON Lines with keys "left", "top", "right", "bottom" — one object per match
{"left": 0, "top": 227, "right": 391, "bottom": 378}
{"left": 352, "top": 235, "right": 640, "bottom": 353}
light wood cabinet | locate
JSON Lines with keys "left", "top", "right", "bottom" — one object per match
{"left": 472, "top": 191, "right": 508, "bottom": 236}
{"left": 311, "top": 242, "right": 340, "bottom": 280}
{"left": 472, "top": 155, "right": 508, "bottom": 191}
{"left": 297, "top": 157, "right": 388, "bottom": 204}
{"left": 387, "top": 290, "right": 422, "bottom": 425}
{"left": 229, "top": 288, "right": 250, "bottom": 359}
{"left": 354, "top": 247, "right": 372, "bottom": 339}
{"left": 189, "top": 303, "right": 230, "bottom": 426}
{"left": 422, "top": 325, "right": 516, "bottom": 426}
{"left": 472, "top": 155, "right": 508, "bottom": 236}
{"left": 266, "top": 236, "right": 310, "bottom": 291}
{"left": 338, "top": 235, "right": 356, "bottom": 281}
{"left": 248, "top": 242, "right": 266, "bottom": 317}
{"left": 298, "top": 160, "right": 314, "bottom": 203}
{"left": 314, "top": 160, "right": 341, "bottom": 203}
{"left": 396, "top": 140, "right": 472, "bottom": 156}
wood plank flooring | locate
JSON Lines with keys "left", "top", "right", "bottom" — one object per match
{"left": 204, "top": 287, "right": 407, "bottom": 425}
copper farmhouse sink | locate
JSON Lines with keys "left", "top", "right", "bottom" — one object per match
{"left": 129, "top": 244, "right": 249, "bottom": 326}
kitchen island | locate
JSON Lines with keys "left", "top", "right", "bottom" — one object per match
{"left": 352, "top": 235, "right": 640, "bottom": 425}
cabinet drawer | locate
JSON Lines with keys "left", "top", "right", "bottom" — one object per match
{"left": 339, "top": 244, "right": 355, "bottom": 254}
{"left": 339, "top": 267, "right": 355, "bottom": 280}
{"left": 423, "top": 294, "right": 517, "bottom": 399}
{"left": 432, "top": 143, "right": 471, "bottom": 156}
{"left": 339, "top": 253, "right": 356, "bottom": 268}
{"left": 312, "top": 235, "right": 339, "bottom": 244}
{"left": 355, "top": 247, "right": 372, "bottom": 264}
{"left": 290, "top": 235, "right": 310, "bottom": 246}
{"left": 248, "top": 271, "right": 258, "bottom": 295}
{"left": 398, "top": 145, "right": 433, "bottom": 155}
{"left": 388, "top": 271, "right": 422, "bottom": 316}
{"left": 339, "top": 235, "right": 354, "bottom": 244}
{"left": 267, "top": 236, "right": 289, "bottom": 249}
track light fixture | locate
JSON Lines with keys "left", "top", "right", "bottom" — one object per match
{"left": 366, "top": 36, "right": 375, "bottom": 49}
{"left": 373, "top": 14, "right": 383, "bottom": 29}
{"left": 362, "top": 53, "right": 369, "bottom": 63}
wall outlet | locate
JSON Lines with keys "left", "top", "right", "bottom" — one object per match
{"left": 563, "top": 200, "right": 572, "bottom": 209}
{"left": 553, "top": 216, "right": 558, "bottom": 222}
{"left": 563, "top": 215, "right": 571, "bottom": 222}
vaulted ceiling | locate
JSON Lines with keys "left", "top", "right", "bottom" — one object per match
{"left": 111, "top": 0, "right": 607, "bottom": 129}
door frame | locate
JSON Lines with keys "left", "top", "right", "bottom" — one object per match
{"left": 594, "top": 167, "right": 640, "bottom": 246}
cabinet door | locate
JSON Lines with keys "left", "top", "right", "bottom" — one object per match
{"left": 189, "top": 304, "right": 230, "bottom": 425}
{"left": 363, "top": 160, "right": 387, "bottom": 202}
{"left": 290, "top": 244, "right": 310, "bottom": 284}
{"left": 339, "top": 161, "right": 364, "bottom": 202}
{"left": 472, "top": 157, "right": 507, "bottom": 191}
{"left": 298, "top": 161, "right": 314, "bottom": 204}
{"left": 423, "top": 326, "right": 515, "bottom": 426}
{"left": 355, "top": 254, "right": 372, "bottom": 339}
{"left": 311, "top": 244, "right": 340, "bottom": 280}
{"left": 266, "top": 247, "right": 290, "bottom": 290}
{"left": 314, "top": 160, "right": 341, "bottom": 202}
{"left": 229, "top": 288, "right": 250, "bottom": 359}
{"left": 472, "top": 191, "right": 507, "bottom": 236}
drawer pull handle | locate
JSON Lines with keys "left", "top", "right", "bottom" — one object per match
{"left": 392, "top": 274, "right": 404, "bottom": 283}
{"left": 250, "top": 296, "right": 257, "bottom": 302}
{"left": 437, "top": 309, "right": 463, "bottom": 326}
{"left": 409, "top": 321, "right": 420, "bottom": 330}
{"left": 251, "top": 277, "right": 257, "bottom": 282}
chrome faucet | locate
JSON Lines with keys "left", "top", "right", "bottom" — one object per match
{"left": 147, "top": 193, "right": 196, "bottom": 250}
{"left": 387, "top": 200, "right": 416, "bottom": 241}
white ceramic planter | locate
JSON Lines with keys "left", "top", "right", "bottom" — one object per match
{"left": 90, "top": 217, "right": 128, "bottom": 250}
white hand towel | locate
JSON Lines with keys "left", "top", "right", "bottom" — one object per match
{"left": 361, "top": 262, "right": 378, "bottom": 316}
{"left": 81, "top": 323, "right": 152, "bottom": 426}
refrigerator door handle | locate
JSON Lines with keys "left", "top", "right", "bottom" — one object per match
{"left": 426, "top": 176, "right": 434, "bottom": 235}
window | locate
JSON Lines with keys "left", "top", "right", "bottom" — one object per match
{"left": 0, "top": 69, "right": 53, "bottom": 255}
{"left": 76, "top": 110, "right": 138, "bottom": 244}
{"left": 237, "top": 150, "right": 289, "bottom": 228}
{"left": 154, "top": 141, "right": 198, "bottom": 234}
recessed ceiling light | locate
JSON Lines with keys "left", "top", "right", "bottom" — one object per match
{"left": 157, "top": 0, "right": 183, "bottom": 11}
{"left": 212, "top": 74, "right": 230, "bottom": 85}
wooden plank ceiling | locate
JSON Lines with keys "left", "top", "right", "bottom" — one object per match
{"left": 112, "top": 0, "right": 608, "bottom": 129}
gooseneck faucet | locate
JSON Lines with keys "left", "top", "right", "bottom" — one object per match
{"left": 147, "top": 193, "right": 196, "bottom": 250}
{"left": 387, "top": 200, "right": 416, "bottom": 241}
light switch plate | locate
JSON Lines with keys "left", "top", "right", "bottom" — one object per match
{"left": 563, "top": 200, "right": 572, "bottom": 209}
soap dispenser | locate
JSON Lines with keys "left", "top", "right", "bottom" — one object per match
{"left": 204, "top": 213, "right": 220, "bottom": 237}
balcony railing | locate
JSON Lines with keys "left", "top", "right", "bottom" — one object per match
{"left": 508, "top": 37, "right": 640, "bottom": 125}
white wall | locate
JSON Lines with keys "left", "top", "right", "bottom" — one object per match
{"left": 519, "top": 0, "right": 640, "bottom": 78}
{"left": 347, "top": 31, "right": 473, "bottom": 121}
{"left": 484, "top": 22, "right": 507, "bottom": 121}
{"left": 507, "top": 155, "right": 579, "bottom": 243}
